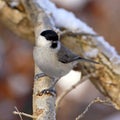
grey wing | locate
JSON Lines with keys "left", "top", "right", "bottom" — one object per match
{"left": 57, "top": 44, "right": 99, "bottom": 64}
{"left": 57, "top": 44, "right": 80, "bottom": 64}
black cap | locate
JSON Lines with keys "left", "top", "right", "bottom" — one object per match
{"left": 40, "top": 30, "right": 58, "bottom": 41}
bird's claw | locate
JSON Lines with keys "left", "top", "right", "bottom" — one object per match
{"left": 40, "top": 88, "right": 56, "bottom": 96}
{"left": 34, "top": 73, "right": 46, "bottom": 80}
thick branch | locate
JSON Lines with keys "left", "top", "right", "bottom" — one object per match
{"left": 21, "top": 0, "right": 56, "bottom": 120}
{"left": 60, "top": 32, "right": 120, "bottom": 109}
{"left": 0, "top": 0, "right": 34, "bottom": 43}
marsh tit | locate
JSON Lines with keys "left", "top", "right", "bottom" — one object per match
{"left": 33, "top": 30, "right": 98, "bottom": 95}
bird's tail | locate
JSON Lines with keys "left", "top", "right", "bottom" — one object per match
{"left": 79, "top": 57, "right": 99, "bottom": 64}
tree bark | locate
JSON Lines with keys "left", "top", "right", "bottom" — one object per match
{"left": 21, "top": 0, "right": 56, "bottom": 119}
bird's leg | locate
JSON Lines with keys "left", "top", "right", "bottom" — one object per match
{"left": 34, "top": 73, "right": 46, "bottom": 80}
{"left": 40, "top": 78, "right": 59, "bottom": 96}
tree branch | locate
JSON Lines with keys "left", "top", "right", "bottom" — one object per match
{"left": 21, "top": 0, "right": 56, "bottom": 119}
{"left": 75, "top": 97, "right": 111, "bottom": 120}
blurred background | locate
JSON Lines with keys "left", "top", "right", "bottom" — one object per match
{"left": 0, "top": 0, "right": 120, "bottom": 120}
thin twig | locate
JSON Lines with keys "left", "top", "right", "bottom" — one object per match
{"left": 56, "top": 73, "right": 95, "bottom": 110}
{"left": 13, "top": 106, "right": 37, "bottom": 119}
{"left": 75, "top": 97, "right": 111, "bottom": 120}
{"left": 14, "top": 106, "right": 23, "bottom": 120}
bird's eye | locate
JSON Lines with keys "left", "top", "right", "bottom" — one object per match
{"left": 51, "top": 41, "right": 58, "bottom": 48}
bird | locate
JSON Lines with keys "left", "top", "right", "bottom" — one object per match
{"left": 33, "top": 30, "right": 98, "bottom": 95}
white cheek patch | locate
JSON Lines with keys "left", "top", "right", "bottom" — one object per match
{"left": 40, "top": 36, "right": 49, "bottom": 46}
{"left": 36, "top": 36, "right": 51, "bottom": 47}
